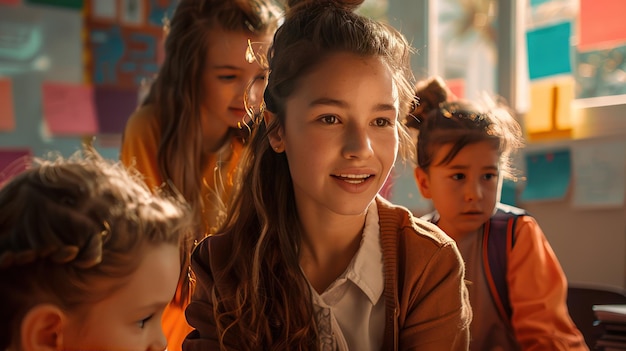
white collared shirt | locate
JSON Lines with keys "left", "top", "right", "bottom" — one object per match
{"left": 309, "top": 201, "right": 385, "bottom": 351}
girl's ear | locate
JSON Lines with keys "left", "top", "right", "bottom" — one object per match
{"left": 265, "top": 111, "right": 285, "bottom": 153}
{"left": 20, "top": 304, "right": 65, "bottom": 351}
{"left": 413, "top": 167, "right": 433, "bottom": 199}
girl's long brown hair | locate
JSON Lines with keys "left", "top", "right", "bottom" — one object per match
{"left": 210, "top": 0, "right": 416, "bottom": 349}
{"left": 143, "top": 0, "right": 280, "bottom": 306}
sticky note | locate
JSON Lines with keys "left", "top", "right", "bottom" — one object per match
{"left": 527, "top": 22, "right": 572, "bottom": 80}
{"left": 520, "top": 149, "right": 571, "bottom": 201}
{"left": 579, "top": 0, "right": 626, "bottom": 51}
{"left": 41, "top": 82, "right": 98, "bottom": 135}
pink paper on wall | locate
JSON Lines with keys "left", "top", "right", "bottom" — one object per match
{"left": 0, "top": 0, "right": 21, "bottom": 5}
{"left": 446, "top": 78, "right": 465, "bottom": 99}
{"left": 0, "top": 77, "right": 16, "bottom": 131}
{"left": 41, "top": 82, "right": 98, "bottom": 135}
{"left": 0, "top": 148, "right": 32, "bottom": 184}
{"left": 579, "top": 0, "right": 626, "bottom": 51}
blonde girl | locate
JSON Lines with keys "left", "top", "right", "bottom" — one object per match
{"left": 120, "top": 1, "right": 281, "bottom": 349}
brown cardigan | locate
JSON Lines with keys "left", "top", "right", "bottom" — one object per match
{"left": 183, "top": 196, "right": 471, "bottom": 350}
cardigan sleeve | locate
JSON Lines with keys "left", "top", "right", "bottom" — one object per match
{"left": 507, "top": 216, "right": 588, "bottom": 351}
{"left": 120, "top": 106, "right": 163, "bottom": 191}
{"left": 399, "top": 238, "right": 472, "bottom": 350}
{"left": 182, "top": 238, "right": 232, "bottom": 350}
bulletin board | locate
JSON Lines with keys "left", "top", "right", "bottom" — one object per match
{"left": 0, "top": 0, "right": 176, "bottom": 181}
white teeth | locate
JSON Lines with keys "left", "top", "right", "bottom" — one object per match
{"left": 335, "top": 174, "right": 370, "bottom": 184}
{"left": 337, "top": 174, "right": 369, "bottom": 179}
{"left": 345, "top": 180, "right": 362, "bottom": 184}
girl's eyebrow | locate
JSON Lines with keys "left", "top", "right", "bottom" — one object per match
{"left": 446, "top": 164, "right": 498, "bottom": 170}
{"left": 309, "top": 97, "right": 396, "bottom": 112}
{"left": 211, "top": 64, "right": 244, "bottom": 70}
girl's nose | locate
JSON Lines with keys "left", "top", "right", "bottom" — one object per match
{"left": 148, "top": 329, "right": 168, "bottom": 351}
{"left": 465, "top": 180, "right": 483, "bottom": 202}
{"left": 342, "top": 124, "right": 373, "bottom": 159}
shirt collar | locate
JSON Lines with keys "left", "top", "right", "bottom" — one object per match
{"left": 345, "top": 201, "right": 384, "bottom": 304}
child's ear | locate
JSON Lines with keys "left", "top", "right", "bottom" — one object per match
{"left": 20, "top": 304, "right": 65, "bottom": 351}
{"left": 265, "top": 111, "right": 285, "bottom": 153}
{"left": 413, "top": 167, "right": 433, "bottom": 199}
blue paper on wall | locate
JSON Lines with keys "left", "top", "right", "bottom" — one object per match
{"left": 530, "top": 0, "right": 551, "bottom": 6}
{"left": 500, "top": 179, "right": 518, "bottom": 206}
{"left": 520, "top": 149, "right": 571, "bottom": 201}
{"left": 527, "top": 22, "right": 572, "bottom": 80}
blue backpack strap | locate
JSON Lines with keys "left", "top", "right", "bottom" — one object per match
{"left": 483, "top": 203, "right": 527, "bottom": 323}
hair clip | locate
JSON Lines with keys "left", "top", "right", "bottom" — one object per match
{"left": 100, "top": 220, "right": 111, "bottom": 242}
{"left": 246, "top": 39, "right": 269, "bottom": 70}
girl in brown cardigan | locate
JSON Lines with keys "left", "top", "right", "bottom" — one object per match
{"left": 183, "top": 1, "right": 472, "bottom": 350}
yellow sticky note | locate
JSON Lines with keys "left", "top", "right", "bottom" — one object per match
{"left": 526, "top": 80, "right": 554, "bottom": 133}
{"left": 555, "top": 77, "right": 574, "bottom": 130}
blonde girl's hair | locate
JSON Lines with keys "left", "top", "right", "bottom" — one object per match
{"left": 142, "top": 0, "right": 281, "bottom": 305}
{"left": 0, "top": 149, "right": 193, "bottom": 350}
{"left": 210, "top": 0, "right": 416, "bottom": 349}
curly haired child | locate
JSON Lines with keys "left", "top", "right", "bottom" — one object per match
{"left": 0, "top": 150, "right": 193, "bottom": 351}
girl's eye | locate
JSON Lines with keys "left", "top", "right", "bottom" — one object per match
{"left": 320, "top": 115, "right": 338, "bottom": 124}
{"left": 218, "top": 74, "right": 237, "bottom": 81}
{"left": 483, "top": 173, "right": 498, "bottom": 181}
{"left": 451, "top": 173, "right": 465, "bottom": 180}
{"left": 373, "top": 118, "right": 392, "bottom": 127}
{"left": 138, "top": 315, "right": 154, "bottom": 329}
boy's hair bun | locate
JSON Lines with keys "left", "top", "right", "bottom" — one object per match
{"left": 406, "top": 76, "right": 453, "bottom": 129}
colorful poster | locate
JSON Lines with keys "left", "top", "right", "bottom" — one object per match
{"left": 84, "top": 0, "right": 176, "bottom": 89}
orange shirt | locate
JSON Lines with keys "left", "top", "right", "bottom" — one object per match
{"left": 456, "top": 214, "right": 588, "bottom": 350}
{"left": 121, "top": 105, "right": 243, "bottom": 351}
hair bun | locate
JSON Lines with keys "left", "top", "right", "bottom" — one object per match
{"left": 334, "top": 0, "right": 365, "bottom": 10}
{"left": 286, "top": 0, "right": 364, "bottom": 11}
{"left": 406, "top": 76, "right": 452, "bottom": 128}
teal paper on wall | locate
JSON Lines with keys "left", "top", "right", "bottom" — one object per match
{"left": 530, "top": 0, "right": 551, "bottom": 7}
{"left": 520, "top": 149, "right": 571, "bottom": 201}
{"left": 500, "top": 179, "right": 518, "bottom": 206}
{"left": 26, "top": 0, "right": 83, "bottom": 10}
{"left": 527, "top": 22, "right": 572, "bottom": 80}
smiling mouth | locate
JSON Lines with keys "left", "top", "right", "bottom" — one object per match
{"left": 332, "top": 174, "right": 373, "bottom": 184}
